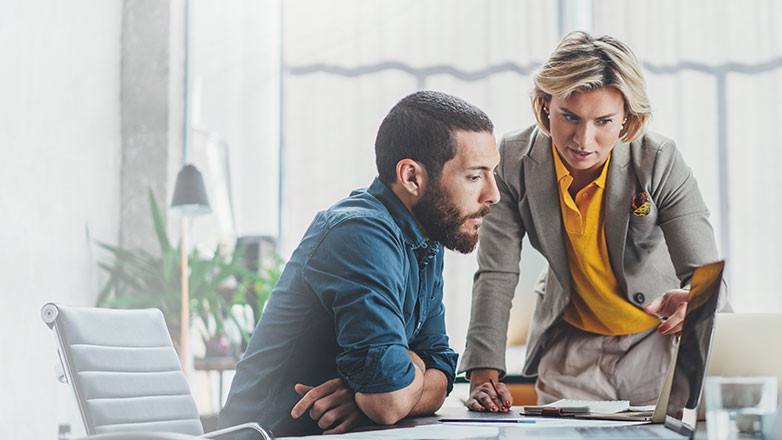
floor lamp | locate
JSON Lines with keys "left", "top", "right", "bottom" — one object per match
{"left": 170, "top": 164, "right": 211, "bottom": 376}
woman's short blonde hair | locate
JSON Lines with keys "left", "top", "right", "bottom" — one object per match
{"left": 532, "top": 31, "right": 652, "bottom": 142}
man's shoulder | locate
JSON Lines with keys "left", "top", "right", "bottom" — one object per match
{"left": 323, "top": 189, "right": 398, "bottom": 232}
{"left": 307, "top": 190, "right": 405, "bottom": 255}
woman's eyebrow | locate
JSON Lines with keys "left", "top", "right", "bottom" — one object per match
{"left": 558, "top": 106, "right": 618, "bottom": 120}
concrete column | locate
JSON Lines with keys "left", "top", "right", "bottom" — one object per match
{"left": 119, "top": 0, "right": 184, "bottom": 250}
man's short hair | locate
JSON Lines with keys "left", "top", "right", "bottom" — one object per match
{"left": 375, "top": 90, "right": 494, "bottom": 185}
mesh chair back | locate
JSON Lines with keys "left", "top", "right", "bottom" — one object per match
{"left": 42, "top": 303, "right": 204, "bottom": 436}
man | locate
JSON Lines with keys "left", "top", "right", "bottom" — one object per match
{"left": 218, "top": 90, "right": 500, "bottom": 436}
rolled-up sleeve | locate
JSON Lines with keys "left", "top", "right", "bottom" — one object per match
{"left": 302, "top": 216, "right": 416, "bottom": 394}
{"left": 410, "top": 297, "right": 459, "bottom": 394}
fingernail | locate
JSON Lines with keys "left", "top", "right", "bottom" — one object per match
{"left": 492, "top": 406, "right": 497, "bottom": 411}
{"left": 506, "top": 400, "right": 511, "bottom": 406}
{"left": 658, "top": 326, "right": 666, "bottom": 334}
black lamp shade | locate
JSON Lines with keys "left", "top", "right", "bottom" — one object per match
{"left": 170, "top": 164, "right": 212, "bottom": 216}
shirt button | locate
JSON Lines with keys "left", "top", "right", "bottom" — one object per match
{"left": 421, "top": 242, "right": 428, "bottom": 248}
{"left": 634, "top": 292, "right": 645, "bottom": 304}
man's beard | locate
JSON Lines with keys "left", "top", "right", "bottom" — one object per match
{"left": 412, "top": 181, "right": 490, "bottom": 254}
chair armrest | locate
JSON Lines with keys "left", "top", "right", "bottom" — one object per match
{"left": 202, "top": 422, "right": 274, "bottom": 440}
{"left": 74, "top": 432, "right": 201, "bottom": 440}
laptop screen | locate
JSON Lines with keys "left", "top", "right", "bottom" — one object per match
{"left": 664, "top": 261, "right": 725, "bottom": 432}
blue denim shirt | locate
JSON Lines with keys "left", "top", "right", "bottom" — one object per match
{"left": 218, "top": 178, "right": 458, "bottom": 437}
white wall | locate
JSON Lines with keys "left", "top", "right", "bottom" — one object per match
{"left": 0, "top": 1, "right": 122, "bottom": 438}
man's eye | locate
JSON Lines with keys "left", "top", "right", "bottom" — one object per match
{"left": 469, "top": 175, "right": 481, "bottom": 182}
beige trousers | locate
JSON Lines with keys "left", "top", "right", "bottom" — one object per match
{"left": 535, "top": 321, "right": 676, "bottom": 406}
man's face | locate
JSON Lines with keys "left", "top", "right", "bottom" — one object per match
{"left": 548, "top": 87, "right": 626, "bottom": 178}
{"left": 413, "top": 130, "right": 500, "bottom": 254}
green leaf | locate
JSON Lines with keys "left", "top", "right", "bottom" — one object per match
{"left": 149, "top": 189, "right": 172, "bottom": 254}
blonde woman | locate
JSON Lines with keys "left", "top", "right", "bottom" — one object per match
{"left": 460, "top": 31, "right": 721, "bottom": 411}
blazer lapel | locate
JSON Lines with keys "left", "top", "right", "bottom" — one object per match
{"left": 604, "top": 140, "right": 636, "bottom": 289}
{"left": 524, "top": 131, "right": 572, "bottom": 295}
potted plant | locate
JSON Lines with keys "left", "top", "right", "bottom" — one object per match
{"left": 95, "top": 190, "right": 282, "bottom": 356}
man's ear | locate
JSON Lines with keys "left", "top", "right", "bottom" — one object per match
{"left": 396, "top": 159, "right": 427, "bottom": 198}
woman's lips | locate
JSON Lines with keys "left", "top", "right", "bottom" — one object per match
{"left": 568, "top": 147, "right": 592, "bottom": 161}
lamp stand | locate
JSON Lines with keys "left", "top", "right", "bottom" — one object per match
{"left": 180, "top": 216, "right": 189, "bottom": 376}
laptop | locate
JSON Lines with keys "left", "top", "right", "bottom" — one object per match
{"left": 513, "top": 260, "right": 726, "bottom": 439}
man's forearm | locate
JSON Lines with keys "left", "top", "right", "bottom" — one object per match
{"left": 408, "top": 368, "right": 448, "bottom": 417}
{"left": 355, "top": 363, "right": 424, "bottom": 425}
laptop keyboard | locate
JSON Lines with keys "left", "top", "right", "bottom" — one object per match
{"left": 575, "top": 426, "right": 664, "bottom": 438}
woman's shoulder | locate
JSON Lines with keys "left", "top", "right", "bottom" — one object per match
{"left": 499, "top": 124, "right": 541, "bottom": 148}
{"left": 628, "top": 131, "right": 692, "bottom": 184}
{"left": 497, "top": 124, "right": 549, "bottom": 160}
{"left": 630, "top": 130, "right": 678, "bottom": 154}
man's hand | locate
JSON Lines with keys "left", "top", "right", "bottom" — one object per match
{"left": 465, "top": 368, "right": 512, "bottom": 412}
{"left": 645, "top": 289, "right": 689, "bottom": 336}
{"left": 290, "top": 378, "right": 364, "bottom": 434}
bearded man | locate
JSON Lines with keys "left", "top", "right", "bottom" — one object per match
{"left": 218, "top": 90, "right": 500, "bottom": 437}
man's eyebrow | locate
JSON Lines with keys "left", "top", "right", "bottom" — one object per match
{"left": 559, "top": 106, "right": 618, "bottom": 120}
{"left": 466, "top": 165, "right": 493, "bottom": 171}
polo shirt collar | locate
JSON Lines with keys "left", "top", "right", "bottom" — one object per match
{"left": 367, "top": 177, "right": 437, "bottom": 251}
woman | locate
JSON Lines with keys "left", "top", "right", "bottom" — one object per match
{"left": 460, "top": 31, "right": 721, "bottom": 411}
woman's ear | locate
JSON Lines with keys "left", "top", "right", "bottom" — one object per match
{"left": 396, "top": 159, "right": 427, "bottom": 198}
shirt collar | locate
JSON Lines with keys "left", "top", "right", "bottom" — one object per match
{"left": 551, "top": 141, "right": 611, "bottom": 189}
{"left": 367, "top": 177, "right": 437, "bottom": 251}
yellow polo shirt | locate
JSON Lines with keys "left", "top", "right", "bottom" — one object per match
{"left": 552, "top": 144, "right": 659, "bottom": 335}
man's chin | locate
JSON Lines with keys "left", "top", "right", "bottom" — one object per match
{"left": 442, "top": 231, "right": 479, "bottom": 254}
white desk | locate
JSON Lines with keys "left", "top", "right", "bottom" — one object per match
{"left": 280, "top": 406, "right": 710, "bottom": 439}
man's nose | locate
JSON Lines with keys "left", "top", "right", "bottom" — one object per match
{"left": 482, "top": 173, "right": 501, "bottom": 205}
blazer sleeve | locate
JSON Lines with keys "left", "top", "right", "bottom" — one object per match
{"left": 459, "top": 134, "right": 527, "bottom": 378}
{"left": 647, "top": 138, "right": 720, "bottom": 286}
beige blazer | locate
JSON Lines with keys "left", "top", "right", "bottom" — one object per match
{"left": 459, "top": 125, "right": 720, "bottom": 378}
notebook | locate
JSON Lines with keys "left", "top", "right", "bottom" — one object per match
{"left": 523, "top": 399, "right": 631, "bottom": 416}
{"left": 522, "top": 260, "right": 725, "bottom": 434}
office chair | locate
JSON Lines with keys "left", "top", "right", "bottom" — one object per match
{"left": 41, "top": 303, "right": 273, "bottom": 440}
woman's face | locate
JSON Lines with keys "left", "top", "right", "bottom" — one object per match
{"left": 547, "top": 87, "right": 626, "bottom": 179}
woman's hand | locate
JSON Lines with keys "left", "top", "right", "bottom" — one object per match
{"left": 465, "top": 369, "right": 513, "bottom": 412}
{"left": 645, "top": 289, "right": 689, "bottom": 336}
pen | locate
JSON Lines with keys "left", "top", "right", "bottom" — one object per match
{"left": 439, "top": 418, "right": 536, "bottom": 424}
{"left": 489, "top": 378, "right": 509, "bottom": 409}
{"left": 652, "top": 312, "right": 668, "bottom": 322}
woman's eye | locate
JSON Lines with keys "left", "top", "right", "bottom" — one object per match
{"left": 597, "top": 118, "right": 612, "bottom": 125}
{"left": 564, "top": 114, "right": 578, "bottom": 122}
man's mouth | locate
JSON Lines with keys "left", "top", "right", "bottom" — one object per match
{"left": 467, "top": 206, "right": 491, "bottom": 227}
